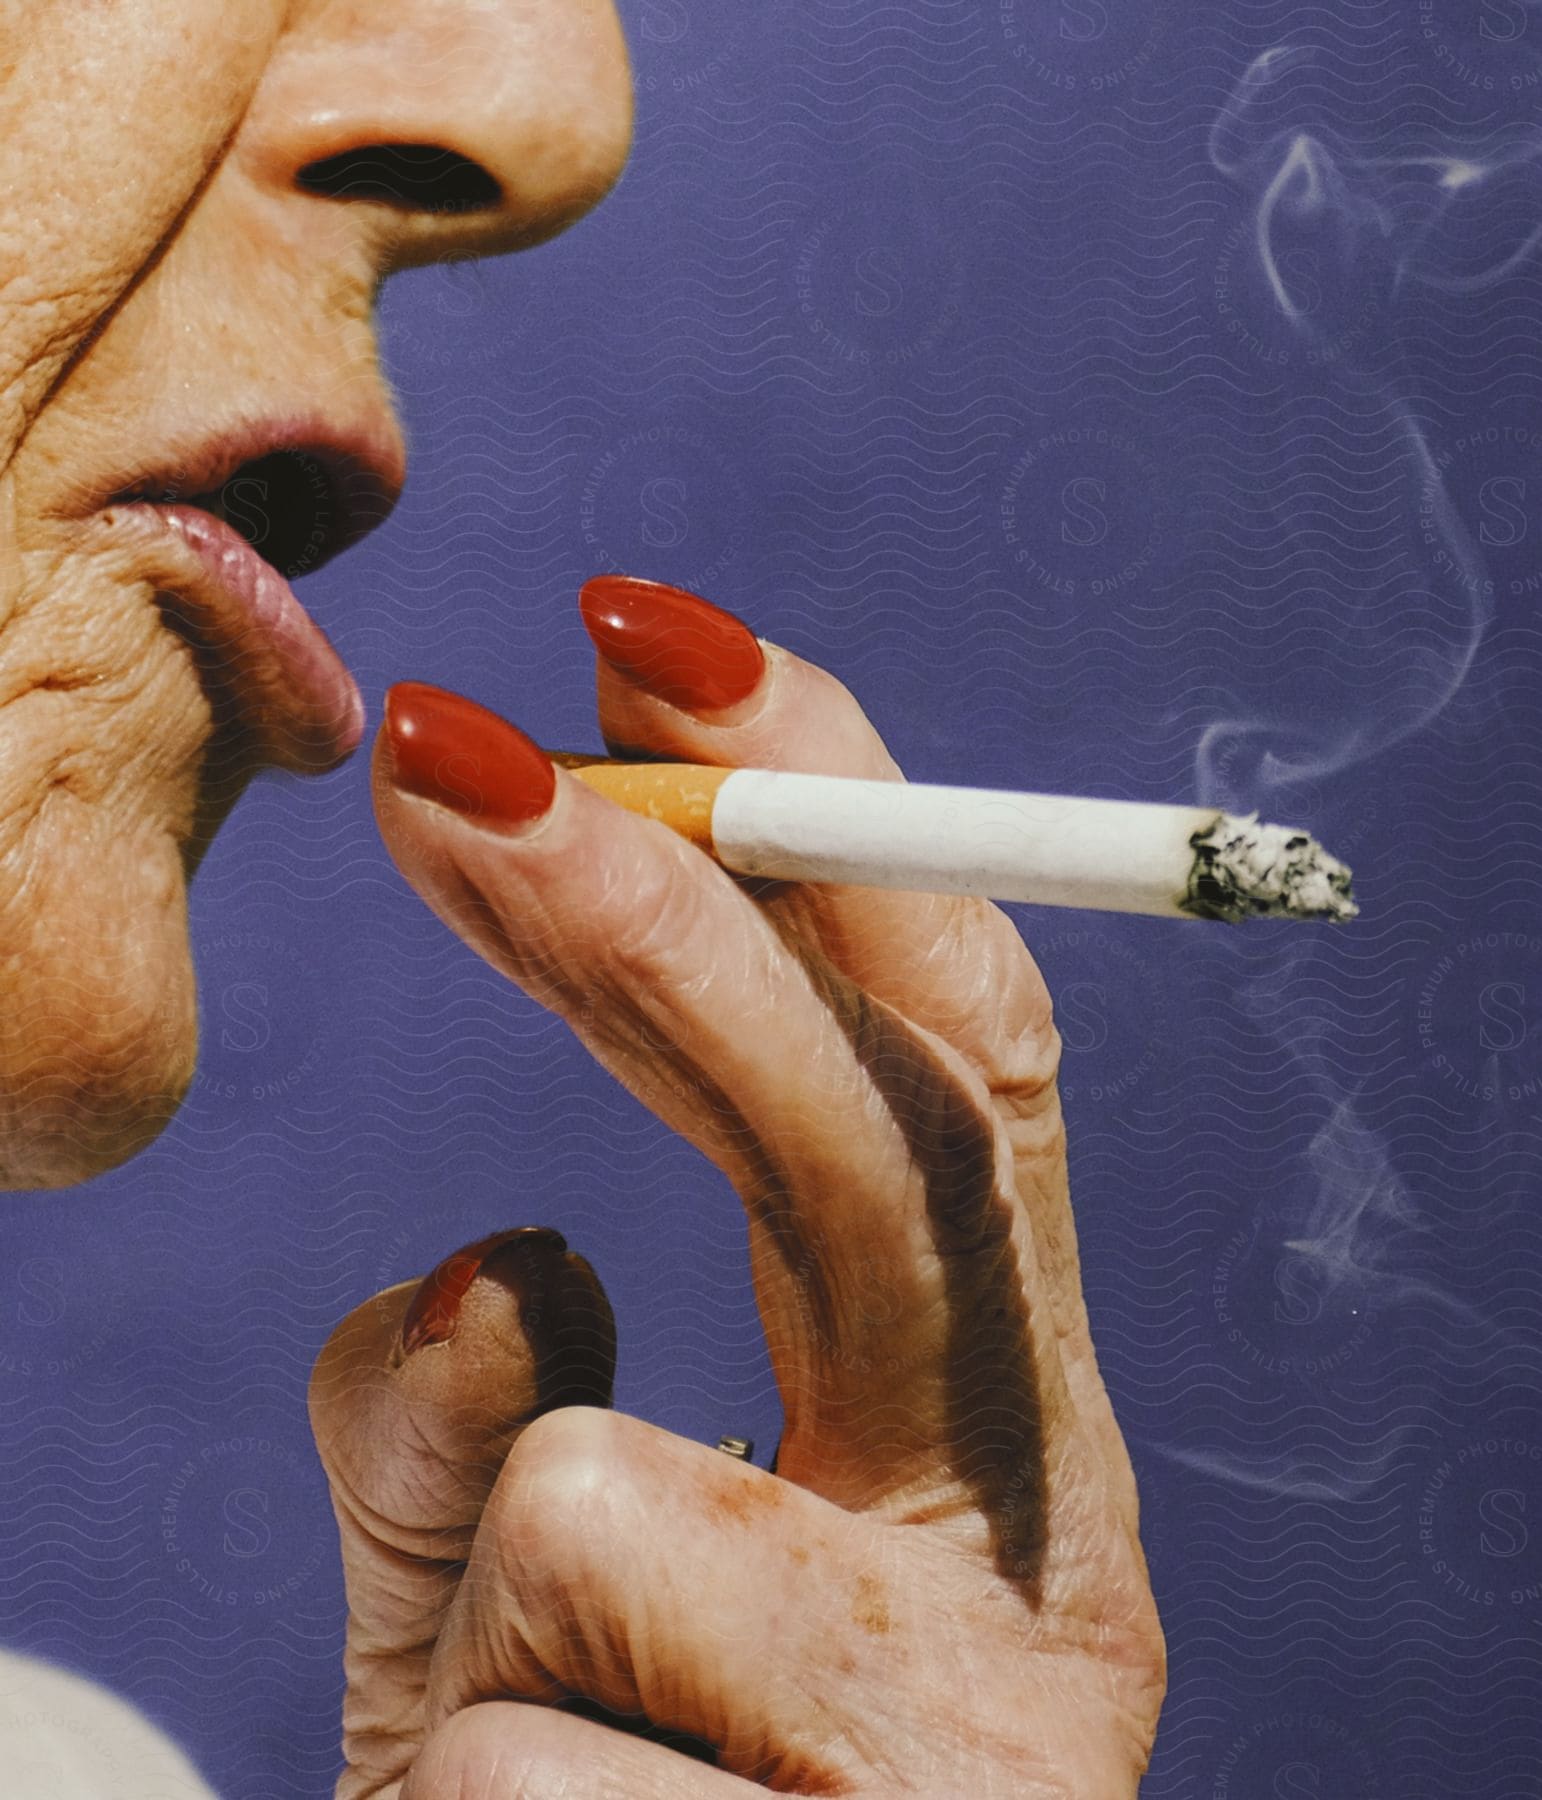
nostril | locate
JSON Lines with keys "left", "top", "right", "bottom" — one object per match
{"left": 296, "top": 143, "right": 501, "bottom": 214}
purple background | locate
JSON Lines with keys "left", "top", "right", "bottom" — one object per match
{"left": 5, "top": 3, "right": 1542, "bottom": 1794}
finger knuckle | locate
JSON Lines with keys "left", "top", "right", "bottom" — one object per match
{"left": 1000, "top": 1016, "right": 1063, "bottom": 1109}
{"left": 602, "top": 833, "right": 712, "bottom": 979}
{"left": 936, "top": 906, "right": 1063, "bottom": 1097}
{"left": 489, "top": 1405, "right": 635, "bottom": 1589}
{"left": 561, "top": 837, "right": 718, "bottom": 1029}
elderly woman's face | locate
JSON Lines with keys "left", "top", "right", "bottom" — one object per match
{"left": 0, "top": 1, "right": 631, "bottom": 1188}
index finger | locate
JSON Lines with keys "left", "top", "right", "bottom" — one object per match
{"left": 371, "top": 689, "right": 1091, "bottom": 1572}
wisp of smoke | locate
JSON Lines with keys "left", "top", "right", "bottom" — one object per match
{"left": 1173, "top": 48, "right": 1542, "bottom": 1499}
{"left": 1197, "top": 45, "right": 1537, "bottom": 806}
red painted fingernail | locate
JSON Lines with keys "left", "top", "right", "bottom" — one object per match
{"left": 399, "top": 1227, "right": 618, "bottom": 1409}
{"left": 579, "top": 574, "right": 764, "bottom": 712}
{"left": 400, "top": 1227, "right": 568, "bottom": 1354}
{"left": 383, "top": 682, "right": 555, "bottom": 830}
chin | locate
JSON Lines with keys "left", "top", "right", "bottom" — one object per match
{"left": 0, "top": 921, "right": 198, "bottom": 1192}
{"left": 0, "top": 768, "right": 204, "bottom": 1192}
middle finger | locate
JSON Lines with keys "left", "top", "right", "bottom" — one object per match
{"left": 575, "top": 579, "right": 1134, "bottom": 1492}
{"left": 578, "top": 575, "right": 1061, "bottom": 1111}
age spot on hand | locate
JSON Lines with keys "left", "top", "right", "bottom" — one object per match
{"left": 709, "top": 1470, "right": 790, "bottom": 1529}
{"left": 851, "top": 1571, "right": 893, "bottom": 1636}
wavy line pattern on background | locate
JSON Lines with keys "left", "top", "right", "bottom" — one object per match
{"left": 4, "top": 0, "right": 1542, "bottom": 1793}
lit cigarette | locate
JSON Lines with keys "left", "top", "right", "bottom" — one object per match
{"left": 554, "top": 757, "right": 1358, "bottom": 923}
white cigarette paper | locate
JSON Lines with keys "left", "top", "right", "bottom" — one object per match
{"left": 709, "top": 771, "right": 1357, "bottom": 923}
{"left": 558, "top": 758, "right": 1360, "bottom": 923}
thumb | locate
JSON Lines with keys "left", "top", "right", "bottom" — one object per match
{"left": 309, "top": 1228, "right": 617, "bottom": 1799}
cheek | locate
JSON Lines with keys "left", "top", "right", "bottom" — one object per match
{"left": 0, "top": 0, "right": 284, "bottom": 443}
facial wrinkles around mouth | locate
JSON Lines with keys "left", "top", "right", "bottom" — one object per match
{"left": 0, "top": 489, "right": 360, "bottom": 797}
{"left": 0, "top": 554, "right": 211, "bottom": 867}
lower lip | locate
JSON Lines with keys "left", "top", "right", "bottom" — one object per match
{"left": 128, "top": 503, "right": 364, "bottom": 772}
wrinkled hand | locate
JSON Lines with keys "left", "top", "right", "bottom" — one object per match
{"left": 310, "top": 583, "right": 1164, "bottom": 1797}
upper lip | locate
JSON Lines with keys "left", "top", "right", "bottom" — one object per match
{"left": 98, "top": 411, "right": 407, "bottom": 574}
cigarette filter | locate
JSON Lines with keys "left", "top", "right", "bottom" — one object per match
{"left": 554, "top": 757, "right": 1358, "bottom": 924}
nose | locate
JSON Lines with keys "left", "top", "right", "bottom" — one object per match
{"left": 237, "top": 0, "right": 633, "bottom": 269}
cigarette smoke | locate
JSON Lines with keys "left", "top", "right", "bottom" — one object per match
{"left": 1196, "top": 45, "right": 1524, "bottom": 803}
{"left": 1177, "top": 46, "right": 1542, "bottom": 1499}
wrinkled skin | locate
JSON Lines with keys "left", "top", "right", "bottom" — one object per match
{"left": 310, "top": 639, "right": 1166, "bottom": 1796}
{"left": 0, "top": 0, "right": 631, "bottom": 1186}
{"left": 4, "top": 2, "right": 1165, "bottom": 1787}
